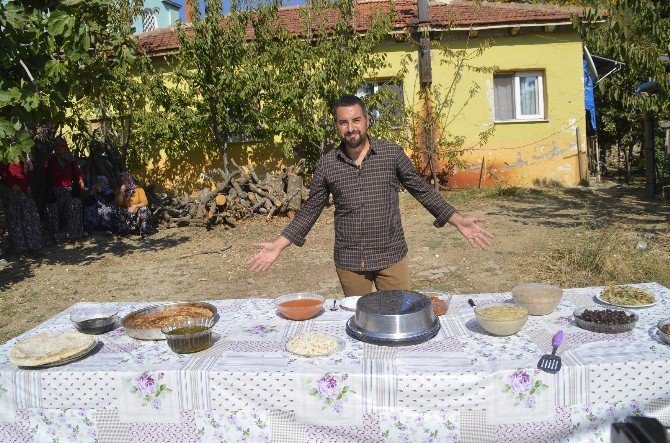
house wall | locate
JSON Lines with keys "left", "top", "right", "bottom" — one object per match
{"left": 132, "top": 0, "right": 181, "bottom": 34}
{"left": 137, "top": 28, "right": 587, "bottom": 192}
{"left": 373, "top": 29, "right": 587, "bottom": 188}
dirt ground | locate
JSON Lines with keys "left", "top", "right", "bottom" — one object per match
{"left": 1, "top": 183, "right": 668, "bottom": 343}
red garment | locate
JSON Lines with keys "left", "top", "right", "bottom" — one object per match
{"left": 41, "top": 157, "right": 83, "bottom": 188}
{"left": 0, "top": 161, "right": 31, "bottom": 193}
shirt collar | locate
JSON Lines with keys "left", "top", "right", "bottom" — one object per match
{"left": 336, "top": 137, "right": 377, "bottom": 163}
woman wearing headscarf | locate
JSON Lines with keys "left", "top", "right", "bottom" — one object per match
{"left": 40, "top": 137, "right": 86, "bottom": 242}
{"left": 112, "top": 172, "right": 151, "bottom": 238}
{"left": 0, "top": 154, "right": 42, "bottom": 254}
{"left": 83, "top": 175, "right": 115, "bottom": 233}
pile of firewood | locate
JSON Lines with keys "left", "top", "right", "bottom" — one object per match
{"left": 153, "top": 160, "right": 306, "bottom": 229}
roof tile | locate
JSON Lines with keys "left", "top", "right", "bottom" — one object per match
{"left": 136, "top": 0, "right": 586, "bottom": 54}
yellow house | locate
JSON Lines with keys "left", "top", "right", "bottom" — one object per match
{"left": 137, "top": 0, "right": 589, "bottom": 189}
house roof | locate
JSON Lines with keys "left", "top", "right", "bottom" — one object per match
{"left": 136, "top": 0, "right": 588, "bottom": 55}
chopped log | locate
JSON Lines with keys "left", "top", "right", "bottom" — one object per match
{"left": 215, "top": 194, "right": 227, "bottom": 206}
{"left": 286, "top": 173, "right": 303, "bottom": 210}
{"left": 249, "top": 183, "right": 281, "bottom": 206}
{"left": 201, "top": 170, "right": 240, "bottom": 204}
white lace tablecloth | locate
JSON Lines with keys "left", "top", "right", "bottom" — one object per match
{"left": 1, "top": 283, "right": 669, "bottom": 442}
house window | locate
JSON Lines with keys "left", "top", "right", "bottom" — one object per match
{"left": 141, "top": 8, "right": 158, "bottom": 32}
{"left": 356, "top": 80, "right": 404, "bottom": 125}
{"left": 493, "top": 72, "right": 545, "bottom": 121}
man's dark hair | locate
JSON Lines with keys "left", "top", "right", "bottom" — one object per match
{"left": 332, "top": 94, "right": 368, "bottom": 120}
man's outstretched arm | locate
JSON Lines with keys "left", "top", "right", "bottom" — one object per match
{"left": 395, "top": 148, "right": 493, "bottom": 249}
{"left": 247, "top": 158, "right": 330, "bottom": 271}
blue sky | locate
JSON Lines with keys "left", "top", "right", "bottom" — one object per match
{"left": 177, "top": 0, "right": 307, "bottom": 20}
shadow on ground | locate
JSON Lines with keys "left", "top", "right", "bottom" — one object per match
{"left": 0, "top": 232, "right": 192, "bottom": 291}
{"left": 492, "top": 185, "right": 669, "bottom": 230}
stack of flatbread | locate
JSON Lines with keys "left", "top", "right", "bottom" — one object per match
{"left": 9, "top": 332, "right": 98, "bottom": 367}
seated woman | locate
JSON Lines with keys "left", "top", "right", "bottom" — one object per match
{"left": 111, "top": 172, "right": 151, "bottom": 238}
{"left": 83, "top": 175, "right": 115, "bottom": 233}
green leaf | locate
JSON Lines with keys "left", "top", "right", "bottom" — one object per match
{"left": 60, "top": 0, "right": 85, "bottom": 5}
{"left": 47, "top": 11, "right": 72, "bottom": 36}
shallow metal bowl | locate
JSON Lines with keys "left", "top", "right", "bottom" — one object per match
{"left": 70, "top": 308, "right": 118, "bottom": 335}
{"left": 346, "top": 290, "right": 439, "bottom": 346}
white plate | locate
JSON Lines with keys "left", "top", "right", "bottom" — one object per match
{"left": 339, "top": 296, "right": 361, "bottom": 311}
{"left": 594, "top": 291, "right": 659, "bottom": 309}
{"left": 285, "top": 334, "right": 346, "bottom": 358}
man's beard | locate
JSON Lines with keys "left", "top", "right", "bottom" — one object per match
{"left": 342, "top": 131, "right": 365, "bottom": 149}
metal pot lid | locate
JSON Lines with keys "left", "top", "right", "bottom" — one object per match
{"left": 346, "top": 316, "right": 440, "bottom": 346}
{"left": 357, "top": 290, "right": 430, "bottom": 315}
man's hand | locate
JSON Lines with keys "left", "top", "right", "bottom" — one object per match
{"left": 11, "top": 184, "right": 21, "bottom": 193}
{"left": 247, "top": 236, "right": 291, "bottom": 272}
{"left": 449, "top": 214, "right": 493, "bottom": 249}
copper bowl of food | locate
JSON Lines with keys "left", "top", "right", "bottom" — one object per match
{"left": 274, "top": 293, "right": 325, "bottom": 321}
{"left": 122, "top": 302, "right": 217, "bottom": 340}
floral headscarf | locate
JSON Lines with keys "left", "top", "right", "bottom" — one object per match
{"left": 95, "top": 175, "right": 112, "bottom": 195}
{"left": 120, "top": 172, "right": 138, "bottom": 197}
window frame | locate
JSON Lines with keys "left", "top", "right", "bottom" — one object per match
{"left": 356, "top": 79, "right": 405, "bottom": 127}
{"left": 493, "top": 70, "right": 546, "bottom": 123}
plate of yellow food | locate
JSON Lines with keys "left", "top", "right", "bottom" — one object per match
{"left": 285, "top": 331, "right": 345, "bottom": 357}
{"left": 595, "top": 285, "right": 658, "bottom": 308}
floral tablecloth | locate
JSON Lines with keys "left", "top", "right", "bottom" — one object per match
{"left": 1, "top": 283, "right": 669, "bottom": 443}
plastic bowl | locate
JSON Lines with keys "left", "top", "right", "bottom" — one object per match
{"left": 162, "top": 317, "right": 214, "bottom": 354}
{"left": 70, "top": 308, "right": 118, "bottom": 335}
{"left": 573, "top": 307, "right": 638, "bottom": 334}
{"left": 274, "top": 293, "right": 325, "bottom": 321}
{"left": 657, "top": 319, "right": 670, "bottom": 345}
{"left": 512, "top": 283, "right": 563, "bottom": 316}
{"left": 474, "top": 302, "right": 528, "bottom": 336}
{"left": 420, "top": 291, "right": 452, "bottom": 316}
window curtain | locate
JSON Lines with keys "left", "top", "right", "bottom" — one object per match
{"left": 493, "top": 75, "right": 514, "bottom": 120}
{"left": 519, "top": 76, "right": 539, "bottom": 116}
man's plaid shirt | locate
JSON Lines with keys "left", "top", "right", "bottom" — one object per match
{"left": 282, "top": 138, "right": 457, "bottom": 272}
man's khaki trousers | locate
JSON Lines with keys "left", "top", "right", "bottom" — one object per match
{"left": 335, "top": 256, "right": 410, "bottom": 296}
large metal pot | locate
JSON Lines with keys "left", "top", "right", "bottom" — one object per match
{"left": 346, "top": 290, "right": 440, "bottom": 346}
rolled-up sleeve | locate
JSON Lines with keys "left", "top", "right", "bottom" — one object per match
{"left": 281, "top": 158, "right": 330, "bottom": 246}
{"left": 395, "top": 149, "right": 457, "bottom": 227}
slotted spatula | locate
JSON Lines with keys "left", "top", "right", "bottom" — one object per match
{"left": 537, "top": 330, "right": 563, "bottom": 374}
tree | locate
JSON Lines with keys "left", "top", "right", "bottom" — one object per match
{"left": 155, "top": 0, "right": 282, "bottom": 174}
{"left": 576, "top": 0, "right": 670, "bottom": 184}
{"left": 0, "top": 0, "right": 141, "bottom": 163}
{"left": 258, "top": 0, "right": 394, "bottom": 169}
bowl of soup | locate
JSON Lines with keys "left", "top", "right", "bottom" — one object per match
{"left": 274, "top": 293, "right": 325, "bottom": 321}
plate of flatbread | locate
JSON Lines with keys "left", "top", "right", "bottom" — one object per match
{"left": 9, "top": 332, "right": 99, "bottom": 368}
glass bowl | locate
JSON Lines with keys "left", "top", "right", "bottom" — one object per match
{"left": 419, "top": 291, "right": 452, "bottom": 316}
{"left": 573, "top": 307, "right": 638, "bottom": 334}
{"left": 474, "top": 302, "right": 528, "bottom": 336}
{"left": 70, "top": 308, "right": 118, "bottom": 335}
{"left": 274, "top": 293, "right": 325, "bottom": 321}
{"left": 511, "top": 282, "right": 563, "bottom": 316}
{"left": 657, "top": 319, "right": 670, "bottom": 345}
{"left": 161, "top": 317, "right": 215, "bottom": 354}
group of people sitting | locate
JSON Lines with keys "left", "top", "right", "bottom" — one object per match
{"left": 0, "top": 137, "right": 151, "bottom": 258}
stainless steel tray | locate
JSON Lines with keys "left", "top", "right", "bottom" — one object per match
{"left": 345, "top": 290, "right": 440, "bottom": 346}
{"left": 346, "top": 316, "right": 440, "bottom": 346}
{"left": 122, "top": 302, "right": 218, "bottom": 340}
